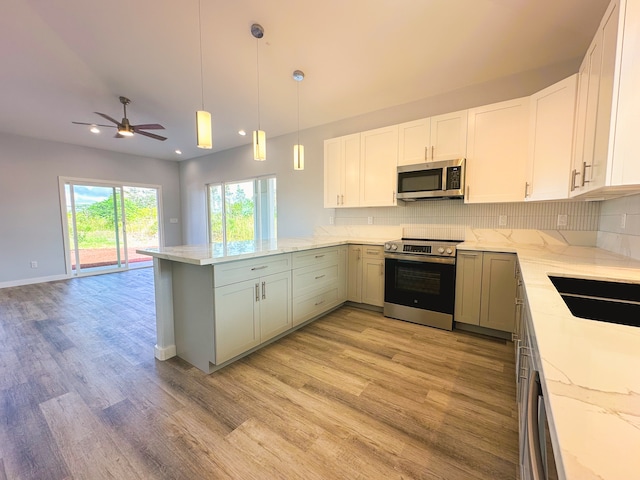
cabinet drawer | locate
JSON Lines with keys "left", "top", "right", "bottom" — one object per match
{"left": 292, "top": 246, "right": 339, "bottom": 269}
{"left": 293, "top": 287, "right": 339, "bottom": 326}
{"left": 213, "top": 253, "right": 292, "bottom": 288}
{"left": 362, "top": 245, "right": 384, "bottom": 259}
{"left": 293, "top": 264, "right": 339, "bottom": 298}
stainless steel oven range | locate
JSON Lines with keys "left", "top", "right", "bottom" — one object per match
{"left": 383, "top": 238, "right": 461, "bottom": 330}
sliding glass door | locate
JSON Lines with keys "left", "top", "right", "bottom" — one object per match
{"left": 63, "top": 181, "right": 160, "bottom": 275}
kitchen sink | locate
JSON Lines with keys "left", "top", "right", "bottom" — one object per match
{"left": 548, "top": 275, "right": 640, "bottom": 328}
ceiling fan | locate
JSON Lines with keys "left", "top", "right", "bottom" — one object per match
{"left": 72, "top": 96, "right": 167, "bottom": 141}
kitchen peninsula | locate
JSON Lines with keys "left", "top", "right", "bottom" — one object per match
{"left": 138, "top": 236, "right": 388, "bottom": 373}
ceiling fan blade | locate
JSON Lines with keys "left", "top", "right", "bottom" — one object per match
{"left": 94, "top": 112, "right": 120, "bottom": 125}
{"left": 134, "top": 130, "right": 167, "bottom": 141}
{"left": 72, "top": 121, "right": 115, "bottom": 128}
{"left": 132, "top": 123, "right": 164, "bottom": 130}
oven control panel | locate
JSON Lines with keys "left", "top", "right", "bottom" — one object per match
{"left": 384, "top": 240, "right": 459, "bottom": 257}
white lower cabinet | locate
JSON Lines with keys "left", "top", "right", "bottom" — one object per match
{"left": 454, "top": 251, "right": 518, "bottom": 333}
{"left": 214, "top": 269, "right": 292, "bottom": 364}
{"left": 348, "top": 245, "right": 384, "bottom": 307}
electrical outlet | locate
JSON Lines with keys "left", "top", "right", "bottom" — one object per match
{"left": 621, "top": 213, "right": 627, "bottom": 229}
{"left": 498, "top": 215, "right": 507, "bottom": 227}
{"left": 30, "top": 261, "right": 38, "bottom": 268}
{"left": 557, "top": 214, "right": 568, "bottom": 227}
{"left": 329, "top": 216, "right": 334, "bottom": 225}
{"left": 367, "top": 216, "right": 373, "bottom": 225}
{"left": 169, "top": 218, "right": 179, "bottom": 224}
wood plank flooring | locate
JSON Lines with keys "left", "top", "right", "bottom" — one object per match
{"left": 0, "top": 268, "right": 518, "bottom": 479}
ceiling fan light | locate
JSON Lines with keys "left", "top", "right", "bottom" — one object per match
{"left": 294, "top": 144, "right": 304, "bottom": 170}
{"left": 196, "top": 110, "right": 212, "bottom": 149}
{"left": 118, "top": 125, "right": 134, "bottom": 137}
{"left": 253, "top": 129, "right": 266, "bottom": 161}
{"left": 89, "top": 124, "right": 100, "bottom": 134}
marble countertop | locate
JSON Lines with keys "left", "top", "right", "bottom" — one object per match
{"left": 136, "top": 236, "right": 387, "bottom": 266}
{"left": 458, "top": 240, "right": 640, "bottom": 480}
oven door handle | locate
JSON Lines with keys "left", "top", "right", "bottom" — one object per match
{"left": 384, "top": 253, "right": 455, "bottom": 265}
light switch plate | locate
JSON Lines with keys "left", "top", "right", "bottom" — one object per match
{"left": 367, "top": 216, "right": 373, "bottom": 225}
{"left": 498, "top": 215, "right": 507, "bottom": 226}
{"left": 621, "top": 213, "right": 627, "bottom": 229}
{"left": 169, "top": 218, "right": 178, "bottom": 224}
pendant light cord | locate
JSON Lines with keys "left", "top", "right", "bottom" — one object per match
{"left": 297, "top": 80, "right": 300, "bottom": 146}
{"left": 198, "top": 0, "right": 205, "bottom": 110}
{"left": 256, "top": 38, "right": 261, "bottom": 130}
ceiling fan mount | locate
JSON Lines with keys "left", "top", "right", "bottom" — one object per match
{"left": 72, "top": 96, "right": 167, "bottom": 141}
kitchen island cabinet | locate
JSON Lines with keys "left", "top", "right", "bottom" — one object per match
{"left": 139, "top": 238, "right": 377, "bottom": 373}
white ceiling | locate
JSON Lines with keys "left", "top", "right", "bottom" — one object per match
{"left": 1, "top": 0, "right": 609, "bottom": 161}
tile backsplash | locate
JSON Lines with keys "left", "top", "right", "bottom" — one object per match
{"left": 598, "top": 193, "right": 640, "bottom": 260}
{"left": 334, "top": 199, "right": 600, "bottom": 231}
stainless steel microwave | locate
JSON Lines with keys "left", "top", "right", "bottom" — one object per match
{"left": 396, "top": 158, "right": 465, "bottom": 201}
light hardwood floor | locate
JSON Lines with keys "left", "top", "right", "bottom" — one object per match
{"left": 0, "top": 268, "right": 518, "bottom": 479}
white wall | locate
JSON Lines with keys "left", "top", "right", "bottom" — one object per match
{"left": 0, "top": 132, "right": 182, "bottom": 285}
{"left": 180, "top": 61, "right": 579, "bottom": 242}
{"left": 598, "top": 193, "right": 640, "bottom": 260}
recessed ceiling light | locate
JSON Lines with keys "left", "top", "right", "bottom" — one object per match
{"left": 175, "top": 150, "right": 182, "bottom": 155}
{"left": 238, "top": 130, "right": 246, "bottom": 136}
{"left": 90, "top": 125, "right": 100, "bottom": 134}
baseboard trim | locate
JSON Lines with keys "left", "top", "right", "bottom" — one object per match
{"left": 155, "top": 344, "right": 177, "bottom": 361}
{"left": 0, "top": 274, "right": 69, "bottom": 289}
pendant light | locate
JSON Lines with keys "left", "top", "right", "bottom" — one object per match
{"left": 251, "top": 23, "right": 266, "bottom": 161}
{"left": 293, "top": 70, "right": 305, "bottom": 170}
{"left": 196, "top": 0, "right": 212, "bottom": 149}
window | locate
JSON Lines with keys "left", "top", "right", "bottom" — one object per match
{"left": 207, "top": 176, "right": 277, "bottom": 248}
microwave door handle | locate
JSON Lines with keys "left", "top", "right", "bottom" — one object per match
{"left": 442, "top": 169, "right": 447, "bottom": 191}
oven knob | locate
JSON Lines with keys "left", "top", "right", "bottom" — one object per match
{"left": 438, "top": 247, "right": 445, "bottom": 254}
{"left": 384, "top": 243, "right": 391, "bottom": 250}
{"left": 391, "top": 244, "right": 398, "bottom": 251}
{"left": 446, "top": 248, "right": 453, "bottom": 255}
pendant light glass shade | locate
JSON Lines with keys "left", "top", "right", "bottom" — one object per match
{"left": 196, "top": 110, "right": 212, "bottom": 149}
{"left": 293, "top": 144, "right": 304, "bottom": 170}
{"left": 253, "top": 129, "right": 266, "bottom": 161}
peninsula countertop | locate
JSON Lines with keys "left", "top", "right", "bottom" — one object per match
{"left": 458, "top": 240, "right": 640, "bottom": 480}
{"left": 136, "top": 236, "right": 387, "bottom": 266}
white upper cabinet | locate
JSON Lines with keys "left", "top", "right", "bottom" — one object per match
{"left": 430, "top": 110, "right": 468, "bottom": 162}
{"left": 360, "top": 125, "right": 398, "bottom": 206}
{"left": 397, "top": 110, "right": 468, "bottom": 166}
{"left": 323, "top": 133, "right": 360, "bottom": 208}
{"left": 465, "top": 97, "right": 530, "bottom": 203}
{"left": 398, "top": 118, "right": 429, "bottom": 166}
{"left": 526, "top": 75, "right": 578, "bottom": 201}
{"left": 571, "top": 0, "right": 640, "bottom": 198}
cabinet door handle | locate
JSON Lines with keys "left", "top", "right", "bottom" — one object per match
{"left": 255, "top": 283, "right": 260, "bottom": 302}
{"left": 262, "top": 281, "right": 266, "bottom": 300}
{"left": 380, "top": 264, "right": 384, "bottom": 276}
{"left": 466, "top": 185, "right": 470, "bottom": 200}
{"left": 571, "top": 168, "right": 579, "bottom": 191}
{"left": 431, "top": 145, "right": 435, "bottom": 160}
{"left": 336, "top": 194, "right": 339, "bottom": 205}
{"left": 424, "top": 146, "right": 429, "bottom": 161}
{"left": 315, "top": 254, "right": 325, "bottom": 259}
{"left": 251, "top": 265, "right": 268, "bottom": 271}
{"left": 341, "top": 194, "right": 344, "bottom": 205}
{"left": 582, "top": 161, "right": 591, "bottom": 186}
{"left": 366, "top": 249, "right": 379, "bottom": 255}
{"left": 315, "top": 274, "right": 326, "bottom": 280}
{"left": 524, "top": 182, "right": 530, "bottom": 198}
{"left": 527, "top": 372, "right": 545, "bottom": 479}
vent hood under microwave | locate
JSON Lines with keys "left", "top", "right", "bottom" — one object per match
{"left": 396, "top": 158, "right": 465, "bottom": 201}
